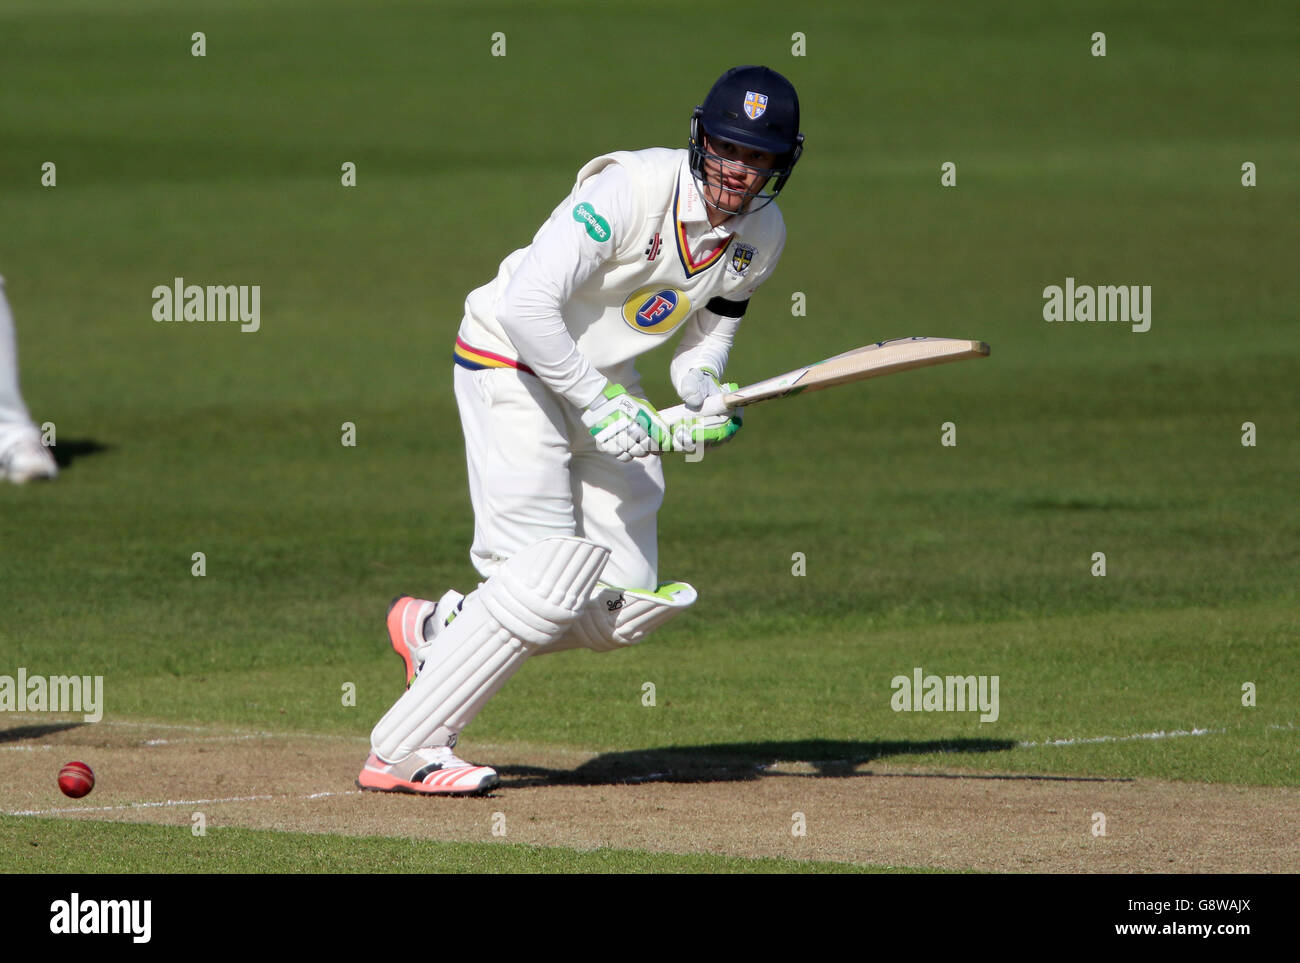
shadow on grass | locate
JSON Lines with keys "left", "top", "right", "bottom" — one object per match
{"left": 0, "top": 722, "right": 85, "bottom": 743}
{"left": 50, "top": 439, "right": 110, "bottom": 470}
{"left": 495, "top": 738, "right": 1130, "bottom": 788}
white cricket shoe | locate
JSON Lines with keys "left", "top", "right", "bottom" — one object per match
{"left": 0, "top": 432, "right": 58, "bottom": 484}
{"left": 356, "top": 744, "right": 499, "bottom": 796}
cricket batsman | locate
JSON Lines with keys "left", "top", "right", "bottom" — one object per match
{"left": 358, "top": 65, "right": 804, "bottom": 794}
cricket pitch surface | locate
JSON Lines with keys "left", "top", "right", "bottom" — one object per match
{"left": 3, "top": 718, "right": 1297, "bottom": 873}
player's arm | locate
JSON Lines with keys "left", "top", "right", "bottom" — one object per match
{"left": 495, "top": 165, "right": 670, "bottom": 458}
{"left": 495, "top": 165, "right": 633, "bottom": 408}
{"left": 664, "top": 303, "right": 742, "bottom": 448}
{"left": 670, "top": 301, "right": 743, "bottom": 408}
{"left": 667, "top": 229, "right": 786, "bottom": 448}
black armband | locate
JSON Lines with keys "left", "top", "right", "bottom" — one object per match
{"left": 705, "top": 296, "right": 749, "bottom": 319}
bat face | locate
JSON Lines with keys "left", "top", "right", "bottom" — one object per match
{"left": 657, "top": 337, "right": 990, "bottom": 427}
{"left": 722, "top": 337, "right": 990, "bottom": 411}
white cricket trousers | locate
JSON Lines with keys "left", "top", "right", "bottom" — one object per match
{"left": 0, "top": 276, "right": 38, "bottom": 449}
{"left": 453, "top": 365, "right": 664, "bottom": 591}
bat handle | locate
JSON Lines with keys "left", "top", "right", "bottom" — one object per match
{"left": 656, "top": 403, "right": 689, "bottom": 424}
{"left": 701, "top": 395, "right": 732, "bottom": 416}
{"left": 657, "top": 397, "right": 730, "bottom": 424}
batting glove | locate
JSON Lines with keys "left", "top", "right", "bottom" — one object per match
{"left": 675, "top": 366, "right": 727, "bottom": 411}
{"left": 670, "top": 382, "right": 743, "bottom": 452}
{"left": 582, "top": 384, "right": 674, "bottom": 460}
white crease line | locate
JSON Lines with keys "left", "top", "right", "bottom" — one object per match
{"left": 142, "top": 735, "right": 270, "bottom": 746}
{"left": 105, "top": 721, "right": 233, "bottom": 733}
{"left": 1019, "top": 727, "right": 1222, "bottom": 748}
{"left": 18, "top": 719, "right": 591, "bottom": 755}
{"left": 103, "top": 721, "right": 358, "bottom": 743}
{"left": 8, "top": 789, "right": 363, "bottom": 817}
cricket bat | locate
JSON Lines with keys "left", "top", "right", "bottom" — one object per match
{"left": 658, "top": 336, "right": 990, "bottom": 421}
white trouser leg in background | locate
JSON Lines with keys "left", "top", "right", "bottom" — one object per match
{"left": 0, "top": 276, "right": 38, "bottom": 449}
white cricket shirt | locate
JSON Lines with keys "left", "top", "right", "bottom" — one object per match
{"left": 454, "top": 148, "right": 786, "bottom": 408}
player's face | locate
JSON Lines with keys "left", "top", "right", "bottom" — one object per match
{"left": 700, "top": 136, "right": 777, "bottom": 215}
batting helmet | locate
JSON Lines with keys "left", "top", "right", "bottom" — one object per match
{"left": 688, "top": 65, "right": 804, "bottom": 214}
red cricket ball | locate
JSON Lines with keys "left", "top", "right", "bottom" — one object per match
{"left": 58, "top": 761, "right": 95, "bottom": 799}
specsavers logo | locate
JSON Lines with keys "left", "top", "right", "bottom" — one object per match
{"left": 572, "top": 202, "right": 611, "bottom": 242}
{"left": 621, "top": 287, "right": 691, "bottom": 335}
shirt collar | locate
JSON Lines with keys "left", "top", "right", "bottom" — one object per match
{"left": 676, "top": 159, "right": 715, "bottom": 226}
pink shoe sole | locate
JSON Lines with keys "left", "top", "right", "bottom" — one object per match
{"left": 386, "top": 595, "right": 421, "bottom": 689}
{"left": 356, "top": 755, "right": 499, "bottom": 797}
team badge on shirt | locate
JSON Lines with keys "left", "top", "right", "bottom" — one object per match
{"left": 743, "top": 91, "right": 768, "bottom": 120}
{"left": 728, "top": 242, "right": 756, "bottom": 276}
{"left": 621, "top": 286, "right": 692, "bottom": 335}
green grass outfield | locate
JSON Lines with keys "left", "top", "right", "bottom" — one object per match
{"left": 1, "top": 0, "right": 1297, "bottom": 871}
{"left": 0, "top": 816, "right": 908, "bottom": 874}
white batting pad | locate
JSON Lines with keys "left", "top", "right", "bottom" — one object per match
{"left": 371, "top": 537, "right": 609, "bottom": 761}
{"left": 545, "top": 580, "right": 697, "bottom": 653}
